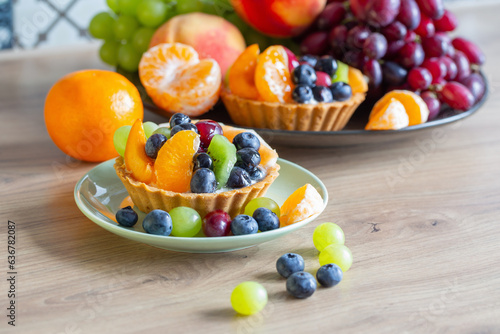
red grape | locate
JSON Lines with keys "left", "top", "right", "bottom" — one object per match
{"left": 438, "top": 82, "right": 474, "bottom": 111}
{"left": 196, "top": 120, "right": 223, "bottom": 150}
{"left": 434, "top": 9, "right": 458, "bottom": 32}
{"left": 452, "top": 38, "right": 485, "bottom": 66}
{"left": 415, "top": 14, "right": 435, "bottom": 37}
{"left": 349, "top": 0, "right": 370, "bottom": 21}
{"left": 382, "top": 61, "right": 408, "bottom": 86}
{"left": 421, "top": 91, "right": 441, "bottom": 120}
{"left": 300, "top": 31, "right": 329, "bottom": 55}
{"left": 422, "top": 34, "right": 449, "bottom": 58}
{"left": 284, "top": 47, "right": 300, "bottom": 73}
{"left": 381, "top": 21, "right": 407, "bottom": 41}
{"left": 452, "top": 50, "right": 471, "bottom": 81}
{"left": 203, "top": 210, "right": 232, "bottom": 237}
{"left": 363, "top": 33, "right": 388, "bottom": 60}
{"left": 422, "top": 58, "right": 447, "bottom": 81}
{"left": 440, "top": 56, "right": 458, "bottom": 81}
{"left": 404, "top": 30, "right": 417, "bottom": 43}
{"left": 398, "top": 42, "right": 425, "bottom": 68}
{"left": 365, "top": 0, "right": 401, "bottom": 27}
{"left": 460, "top": 73, "right": 486, "bottom": 103}
{"left": 329, "top": 25, "right": 348, "bottom": 48}
{"left": 397, "top": 0, "right": 421, "bottom": 30}
{"left": 343, "top": 50, "right": 366, "bottom": 68}
{"left": 416, "top": 0, "right": 444, "bottom": 20}
{"left": 317, "top": 3, "right": 347, "bottom": 31}
{"left": 408, "top": 67, "right": 432, "bottom": 90}
{"left": 346, "top": 25, "right": 371, "bottom": 50}
{"left": 386, "top": 40, "right": 405, "bottom": 58}
{"left": 364, "top": 59, "right": 383, "bottom": 87}
{"left": 316, "top": 71, "right": 332, "bottom": 86}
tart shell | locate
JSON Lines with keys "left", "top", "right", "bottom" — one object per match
{"left": 114, "top": 157, "right": 280, "bottom": 218}
{"left": 221, "top": 91, "right": 366, "bottom": 132}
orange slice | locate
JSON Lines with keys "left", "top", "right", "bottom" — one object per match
{"left": 370, "top": 90, "right": 429, "bottom": 126}
{"left": 124, "top": 119, "right": 155, "bottom": 184}
{"left": 221, "top": 125, "right": 278, "bottom": 169}
{"left": 228, "top": 44, "right": 261, "bottom": 100}
{"left": 365, "top": 98, "right": 409, "bottom": 130}
{"left": 280, "top": 184, "right": 324, "bottom": 227}
{"left": 139, "top": 43, "right": 221, "bottom": 117}
{"left": 348, "top": 67, "right": 368, "bottom": 94}
{"left": 254, "top": 45, "right": 294, "bottom": 103}
{"left": 154, "top": 130, "right": 200, "bottom": 192}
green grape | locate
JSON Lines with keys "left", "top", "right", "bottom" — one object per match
{"left": 230, "top": 282, "right": 267, "bottom": 315}
{"left": 118, "top": 43, "right": 141, "bottom": 72}
{"left": 107, "top": 0, "right": 120, "bottom": 13}
{"left": 332, "top": 61, "right": 349, "bottom": 84}
{"left": 132, "top": 27, "right": 155, "bottom": 54}
{"left": 169, "top": 207, "right": 202, "bottom": 237}
{"left": 176, "top": 0, "right": 203, "bottom": 14}
{"left": 201, "top": 2, "right": 219, "bottom": 15}
{"left": 114, "top": 15, "right": 139, "bottom": 41}
{"left": 319, "top": 244, "right": 353, "bottom": 272}
{"left": 313, "top": 222, "right": 345, "bottom": 252}
{"left": 118, "top": 0, "right": 141, "bottom": 16}
{"left": 244, "top": 197, "right": 280, "bottom": 217}
{"left": 137, "top": 0, "right": 168, "bottom": 28}
{"left": 99, "top": 40, "right": 120, "bottom": 66}
{"left": 89, "top": 12, "right": 115, "bottom": 40}
{"left": 113, "top": 125, "right": 132, "bottom": 157}
{"left": 225, "top": 12, "right": 250, "bottom": 33}
{"left": 152, "top": 127, "right": 171, "bottom": 139}
{"left": 143, "top": 121, "right": 159, "bottom": 138}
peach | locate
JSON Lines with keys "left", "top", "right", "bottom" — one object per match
{"left": 231, "top": 0, "right": 326, "bottom": 37}
{"left": 149, "top": 13, "right": 246, "bottom": 77}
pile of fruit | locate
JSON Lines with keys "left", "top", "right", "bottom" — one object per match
{"left": 231, "top": 222, "right": 352, "bottom": 315}
{"left": 300, "top": 0, "right": 486, "bottom": 117}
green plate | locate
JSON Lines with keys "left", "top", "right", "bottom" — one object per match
{"left": 74, "top": 158, "right": 328, "bottom": 253}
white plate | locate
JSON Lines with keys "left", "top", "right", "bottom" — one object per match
{"left": 74, "top": 158, "right": 328, "bottom": 253}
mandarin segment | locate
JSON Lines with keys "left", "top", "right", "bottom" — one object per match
{"left": 228, "top": 44, "right": 260, "bottom": 100}
{"left": 365, "top": 98, "right": 409, "bottom": 130}
{"left": 348, "top": 67, "right": 368, "bottom": 94}
{"left": 255, "top": 45, "right": 294, "bottom": 103}
{"left": 124, "top": 119, "right": 156, "bottom": 184}
{"left": 154, "top": 130, "right": 200, "bottom": 193}
{"left": 280, "top": 184, "right": 324, "bottom": 227}
{"left": 139, "top": 43, "right": 221, "bottom": 117}
{"left": 370, "top": 90, "right": 429, "bottom": 126}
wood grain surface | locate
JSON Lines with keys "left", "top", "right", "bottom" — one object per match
{"left": 1, "top": 2, "right": 500, "bottom": 333}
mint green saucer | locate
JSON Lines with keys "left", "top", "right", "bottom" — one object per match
{"left": 74, "top": 158, "right": 328, "bottom": 253}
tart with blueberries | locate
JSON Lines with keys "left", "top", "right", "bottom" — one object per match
{"left": 221, "top": 44, "right": 368, "bottom": 132}
{"left": 113, "top": 113, "right": 280, "bottom": 218}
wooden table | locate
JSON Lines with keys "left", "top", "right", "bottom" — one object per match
{"left": 2, "top": 2, "right": 500, "bottom": 333}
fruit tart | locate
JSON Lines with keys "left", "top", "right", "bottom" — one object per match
{"left": 113, "top": 114, "right": 280, "bottom": 218}
{"left": 221, "top": 44, "right": 368, "bottom": 132}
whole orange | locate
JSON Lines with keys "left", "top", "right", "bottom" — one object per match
{"left": 44, "top": 70, "right": 143, "bottom": 162}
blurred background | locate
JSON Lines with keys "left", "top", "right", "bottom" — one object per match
{"left": 0, "top": 0, "right": 491, "bottom": 51}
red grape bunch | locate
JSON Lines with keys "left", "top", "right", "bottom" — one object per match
{"left": 299, "top": 0, "right": 486, "bottom": 120}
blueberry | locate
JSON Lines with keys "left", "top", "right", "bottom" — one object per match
{"left": 330, "top": 82, "right": 352, "bottom": 101}
{"left": 233, "top": 132, "right": 260, "bottom": 151}
{"left": 169, "top": 113, "right": 191, "bottom": 128}
{"left": 145, "top": 133, "right": 167, "bottom": 159}
{"left": 292, "top": 64, "right": 317, "bottom": 86}
{"left": 170, "top": 123, "right": 199, "bottom": 137}
{"left": 276, "top": 253, "right": 305, "bottom": 278}
{"left": 286, "top": 272, "right": 317, "bottom": 299}
{"left": 299, "top": 55, "right": 318, "bottom": 67}
{"left": 227, "top": 167, "right": 252, "bottom": 189}
{"left": 115, "top": 206, "right": 138, "bottom": 227}
{"left": 142, "top": 209, "right": 172, "bottom": 236}
{"left": 190, "top": 168, "right": 217, "bottom": 193}
{"left": 236, "top": 148, "right": 261, "bottom": 169}
{"left": 231, "top": 214, "right": 259, "bottom": 235}
{"left": 253, "top": 207, "right": 279, "bottom": 232}
{"left": 315, "top": 56, "right": 338, "bottom": 77}
{"left": 247, "top": 166, "right": 265, "bottom": 181}
{"left": 193, "top": 152, "right": 213, "bottom": 170}
{"left": 292, "top": 84, "right": 314, "bottom": 104}
{"left": 312, "top": 85, "right": 334, "bottom": 103}
{"left": 316, "top": 263, "right": 343, "bottom": 287}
